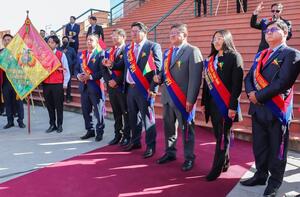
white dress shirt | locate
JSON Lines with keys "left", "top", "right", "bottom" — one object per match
{"left": 53, "top": 49, "right": 70, "bottom": 87}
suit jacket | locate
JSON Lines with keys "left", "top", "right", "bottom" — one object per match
{"left": 124, "top": 39, "right": 162, "bottom": 93}
{"left": 75, "top": 51, "right": 103, "bottom": 96}
{"left": 87, "top": 25, "right": 104, "bottom": 40}
{"left": 201, "top": 51, "right": 244, "bottom": 123}
{"left": 65, "top": 23, "right": 80, "bottom": 43}
{"left": 160, "top": 43, "right": 203, "bottom": 107}
{"left": 101, "top": 45, "right": 125, "bottom": 87}
{"left": 244, "top": 44, "right": 300, "bottom": 121}
{"left": 250, "top": 15, "right": 292, "bottom": 52}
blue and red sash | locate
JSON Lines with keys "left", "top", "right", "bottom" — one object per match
{"left": 104, "top": 47, "right": 123, "bottom": 80}
{"left": 204, "top": 56, "right": 236, "bottom": 122}
{"left": 124, "top": 42, "right": 152, "bottom": 101}
{"left": 162, "top": 48, "right": 195, "bottom": 122}
{"left": 252, "top": 49, "right": 293, "bottom": 125}
{"left": 80, "top": 50, "right": 105, "bottom": 101}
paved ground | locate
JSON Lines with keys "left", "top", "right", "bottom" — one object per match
{"left": 0, "top": 105, "right": 299, "bottom": 196}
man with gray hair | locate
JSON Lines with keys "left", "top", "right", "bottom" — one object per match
{"left": 154, "top": 23, "right": 203, "bottom": 171}
{"left": 101, "top": 28, "right": 131, "bottom": 146}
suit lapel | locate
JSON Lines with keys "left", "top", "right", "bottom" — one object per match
{"left": 137, "top": 41, "right": 150, "bottom": 71}
{"left": 170, "top": 43, "right": 187, "bottom": 69}
{"left": 262, "top": 45, "right": 285, "bottom": 71}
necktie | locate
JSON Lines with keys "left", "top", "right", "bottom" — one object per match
{"left": 262, "top": 48, "right": 273, "bottom": 66}
{"left": 171, "top": 47, "right": 179, "bottom": 65}
{"left": 134, "top": 44, "right": 140, "bottom": 60}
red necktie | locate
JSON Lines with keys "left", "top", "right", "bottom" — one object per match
{"left": 262, "top": 48, "right": 273, "bottom": 66}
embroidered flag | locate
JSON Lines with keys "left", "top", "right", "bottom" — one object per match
{"left": 0, "top": 16, "right": 61, "bottom": 99}
{"left": 142, "top": 52, "right": 156, "bottom": 75}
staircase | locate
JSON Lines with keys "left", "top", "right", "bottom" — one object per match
{"left": 32, "top": 0, "right": 300, "bottom": 150}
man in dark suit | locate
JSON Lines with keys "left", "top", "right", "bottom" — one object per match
{"left": 75, "top": 34, "right": 105, "bottom": 142}
{"left": 195, "top": 0, "right": 207, "bottom": 17}
{"left": 250, "top": 2, "right": 292, "bottom": 52}
{"left": 243, "top": 20, "right": 300, "bottom": 196}
{"left": 237, "top": 0, "right": 247, "bottom": 13}
{"left": 154, "top": 23, "right": 203, "bottom": 171}
{"left": 0, "top": 34, "right": 25, "bottom": 129}
{"left": 65, "top": 16, "right": 80, "bottom": 53}
{"left": 101, "top": 28, "right": 131, "bottom": 146}
{"left": 86, "top": 16, "right": 104, "bottom": 41}
{"left": 59, "top": 36, "right": 77, "bottom": 103}
{"left": 123, "top": 22, "right": 162, "bottom": 159}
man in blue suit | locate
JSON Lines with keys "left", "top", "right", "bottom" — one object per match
{"left": 123, "top": 22, "right": 162, "bottom": 159}
{"left": 242, "top": 20, "right": 300, "bottom": 196}
{"left": 65, "top": 16, "right": 80, "bottom": 53}
{"left": 75, "top": 34, "right": 105, "bottom": 142}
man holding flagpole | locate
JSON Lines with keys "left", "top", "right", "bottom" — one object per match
{"left": 123, "top": 22, "right": 162, "bottom": 159}
{"left": 153, "top": 23, "right": 203, "bottom": 171}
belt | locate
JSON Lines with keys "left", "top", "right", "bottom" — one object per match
{"left": 128, "top": 83, "right": 135, "bottom": 88}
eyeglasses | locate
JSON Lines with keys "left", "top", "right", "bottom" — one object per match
{"left": 263, "top": 27, "right": 280, "bottom": 34}
{"left": 169, "top": 32, "right": 183, "bottom": 36}
{"left": 271, "top": 10, "right": 281, "bottom": 13}
{"left": 212, "top": 36, "right": 224, "bottom": 43}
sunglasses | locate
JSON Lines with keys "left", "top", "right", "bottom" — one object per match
{"left": 263, "top": 27, "right": 280, "bottom": 34}
{"left": 271, "top": 10, "right": 281, "bottom": 13}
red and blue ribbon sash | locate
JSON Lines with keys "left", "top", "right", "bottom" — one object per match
{"left": 204, "top": 56, "right": 233, "bottom": 122}
{"left": 80, "top": 50, "right": 105, "bottom": 101}
{"left": 124, "top": 42, "right": 150, "bottom": 101}
{"left": 104, "top": 48, "right": 122, "bottom": 80}
{"left": 162, "top": 48, "right": 195, "bottom": 122}
{"left": 252, "top": 49, "right": 293, "bottom": 125}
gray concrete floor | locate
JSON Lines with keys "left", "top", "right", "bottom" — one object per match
{"left": 0, "top": 105, "right": 299, "bottom": 196}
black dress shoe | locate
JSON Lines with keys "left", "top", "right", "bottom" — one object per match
{"left": 263, "top": 184, "right": 279, "bottom": 197}
{"left": 3, "top": 123, "right": 14, "bottom": 129}
{"left": 157, "top": 154, "right": 176, "bottom": 164}
{"left": 57, "top": 125, "right": 63, "bottom": 133}
{"left": 108, "top": 135, "right": 122, "bottom": 145}
{"left": 119, "top": 138, "right": 130, "bottom": 146}
{"left": 181, "top": 160, "right": 194, "bottom": 171}
{"left": 46, "top": 125, "right": 57, "bottom": 133}
{"left": 18, "top": 122, "right": 26, "bottom": 128}
{"left": 143, "top": 148, "right": 155, "bottom": 158}
{"left": 240, "top": 176, "right": 267, "bottom": 186}
{"left": 123, "top": 143, "right": 142, "bottom": 151}
{"left": 80, "top": 130, "right": 95, "bottom": 140}
{"left": 95, "top": 134, "right": 103, "bottom": 142}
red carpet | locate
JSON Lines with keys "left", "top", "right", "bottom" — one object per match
{"left": 0, "top": 120, "right": 254, "bottom": 197}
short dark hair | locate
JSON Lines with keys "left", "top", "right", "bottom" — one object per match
{"left": 70, "top": 16, "right": 76, "bottom": 20}
{"left": 48, "top": 35, "right": 60, "bottom": 45}
{"left": 131, "top": 22, "right": 148, "bottom": 33}
{"left": 170, "top": 23, "right": 188, "bottom": 36}
{"left": 266, "top": 20, "right": 288, "bottom": 32}
{"left": 89, "top": 16, "right": 97, "bottom": 21}
{"left": 271, "top": 3, "right": 283, "bottom": 10}
{"left": 62, "top": 36, "right": 69, "bottom": 41}
{"left": 40, "top": 29, "right": 45, "bottom": 33}
{"left": 2, "top": 33, "right": 13, "bottom": 40}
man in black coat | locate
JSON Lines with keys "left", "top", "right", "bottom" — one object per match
{"left": 86, "top": 16, "right": 104, "bottom": 41}
{"left": 250, "top": 2, "right": 292, "bottom": 52}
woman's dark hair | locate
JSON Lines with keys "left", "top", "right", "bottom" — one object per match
{"left": 209, "top": 29, "right": 237, "bottom": 57}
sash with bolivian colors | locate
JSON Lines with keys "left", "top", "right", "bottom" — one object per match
{"left": 0, "top": 17, "right": 61, "bottom": 99}
{"left": 124, "top": 42, "right": 152, "bottom": 101}
{"left": 162, "top": 48, "right": 195, "bottom": 122}
{"left": 79, "top": 47, "right": 105, "bottom": 101}
{"left": 104, "top": 47, "right": 122, "bottom": 80}
{"left": 204, "top": 56, "right": 237, "bottom": 122}
{"left": 252, "top": 49, "right": 293, "bottom": 125}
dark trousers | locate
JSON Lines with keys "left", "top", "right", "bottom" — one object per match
{"left": 3, "top": 82, "right": 24, "bottom": 124}
{"left": 66, "top": 65, "right": 74, "bottom": 100}
{"left": 69, "top": 42, "right": 78, "bottom": 54}
{"left": 0, "top": 88, "right": 5, "bottom": 114}
{"left": 196, "top": 0, "right": 207, "bottom": 16}
{"left": 127, "top": 85, "right": 156, "bottom": 149}
{"left": 209, "top": 99, "right": 232, "bottom": 168}
{"left": 43, "top": 83, "right": 64, "bottom": 126}
{"left": 163, "top": 103, "right": 195, "bottom": 161}
{"left": 80, "top": 87, "right": 104, "bottom": 134}
{"left": 108, "top": 87, "right": 130, "bottom": 139}
{"left": 252, "top": 112, "right": 288, "bottom": 188}
{"left": 237, "top": 0, "right": 247, "bottom": 13}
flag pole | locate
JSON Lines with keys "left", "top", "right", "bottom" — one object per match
{"left": 26, "top": 10, "right": 31, "bottom": 134}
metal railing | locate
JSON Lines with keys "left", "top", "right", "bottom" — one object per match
{"left": 148, "top": 0, "right": 186, "bottom": 42}
{"left": 109, "top": 0, "right": 147, "bottom": 26}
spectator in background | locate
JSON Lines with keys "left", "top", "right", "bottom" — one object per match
{"left": 65, "top": 16, "right": 80, "bottom": 53}
{"left": 59, "top": 36, "right": 77, "bottom": 103}
{"left": 250, "top": 2, "right": 292, "bottom": 52}
{"left": 86, "top": 16, "right": 104, "bottom": 41}
{"left": 50, "top": 30, "right": 56, "bottom": 36}
{"left": 237, "top": 0, "right": 247, "bottom": 13}
{"left": 40, "top": 29, "right": 46, "bottom": 39}
{"left": 195, "top": 0, "right": 207, "bottom": 17}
